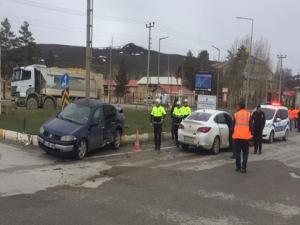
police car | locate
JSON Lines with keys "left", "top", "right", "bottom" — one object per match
{"left": 260, "top": 103, "right": 289, "bottom": 143}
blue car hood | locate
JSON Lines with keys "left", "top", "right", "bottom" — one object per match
{"left": 43, "top": 117, "right": 84, "bottom": 136}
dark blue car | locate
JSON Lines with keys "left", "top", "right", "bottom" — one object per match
{"left": 38, "top": 99, "right": 124, "bottom": 159}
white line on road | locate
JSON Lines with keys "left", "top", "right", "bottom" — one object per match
{"left": 88, "top": 146, "right": 177, "bottom": 159}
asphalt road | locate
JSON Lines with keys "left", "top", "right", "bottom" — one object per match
{"left": 1, "top": 131, "right": 300, "bottom": 225}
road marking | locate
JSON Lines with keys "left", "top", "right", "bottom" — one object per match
{"left": 289, "top": 172, "right": 300, "bottom": 179}
{"left": 88, "top": 146, "right": 176, "bottom": 159}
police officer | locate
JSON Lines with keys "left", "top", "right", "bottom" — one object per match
{"left": 170, "top": 98, "right": 178, "bottom": 140}
{"left": 232, "top": 102, "right": 252, "bottom": 173}
{"left": 181, "top": 98, "right": 192, "bottom": 119}
{"left": 172, "top": 100, "right": 183, "bottom": 147}
{"left": 150, "top": 98, "right": 166, "bottom": 151}
{"left": 251, "top": 104, "right": 266, "bottom": 154}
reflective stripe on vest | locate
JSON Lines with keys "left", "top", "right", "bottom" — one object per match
{"left": 151, "top": 106, "right": 166, "bottom": 117}
{"left": 173, "top": 106, "right": 182, "bottom": 117}
{"left": 182, "top": 106, "right": 191, "bottom": 116}
{"left": 232, "top": 109, "right": 252, "bottom": 140}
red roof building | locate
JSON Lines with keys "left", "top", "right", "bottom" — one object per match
{"left": 159, "top": 84, "right": 193, "bottom": 95}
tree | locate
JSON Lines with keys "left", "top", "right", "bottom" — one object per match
{"left": 182, "top": 50, "right": 198, "bottom": 90}
{"left": 224, "top": 37, "right": 273, "bottom": 107}
{"left": 17, "top": 21, "right": 40, "bottom": 65}
{"left": 46, "top": 51, "right": 55, "bottom": 67}
{"left": 18, "top": 21, "right": 34, "bottom": 46}
{"left": 0, "top": 18, "right": 17, "bottom": 49}
{"left": 197, "top": 50, "right": 211, "bottom": 71}
{"left": 115, "top": 60, "right": 128, "bottom": 98}
{"left": 0, "top": 18, "right": 18, "bottom": 78}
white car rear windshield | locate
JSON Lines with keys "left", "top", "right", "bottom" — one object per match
{"left": 187, "top": 112, "right": 212, "bottom": 122}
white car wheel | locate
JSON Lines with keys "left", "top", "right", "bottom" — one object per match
{"left": 269, "top": 131, "right": 274, "bottom": 144}
{"left": 211, "top": 137, "right": 220, "bottom": 155}
{"left": 283, "top": 130, "right": 289, "bottom": 141}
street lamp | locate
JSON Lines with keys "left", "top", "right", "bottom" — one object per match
{"left": 158, "top": 36, "right": 169, "bottom": 85}
{"left": 212, "top": 45, "right": 220, "bottom": 108}
{"left": 236, "top": 16, "right": 254, "bottom": 109}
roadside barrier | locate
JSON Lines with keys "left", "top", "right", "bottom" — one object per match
{"left": 0, "top": 128, "right": 171, "bottom": 147}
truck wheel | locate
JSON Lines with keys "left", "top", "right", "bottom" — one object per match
{"left": 43, "top": 98, "right": 56, "bottom": 110}
{"left": 26, "top": 97, "right": 38, "bottom": 110}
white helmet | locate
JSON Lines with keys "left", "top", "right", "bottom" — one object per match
{"left": 184, "top": 98, "right": 188, "bottom": 103}
{"left": 176, "top": 100, "right": 181, "bottom": 105}
{"left": 155, "top": 98, "right": 161, "bottom": 104}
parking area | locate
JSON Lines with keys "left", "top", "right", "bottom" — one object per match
{"left": 0, "top": 131, "right": 300, "bottom": 225}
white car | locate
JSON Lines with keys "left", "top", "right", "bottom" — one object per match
{"left": 260, "top": 104, "right": 289, "bottom": 143}
{"left": 178, "top": 109, "right": 232, "bottom": 154}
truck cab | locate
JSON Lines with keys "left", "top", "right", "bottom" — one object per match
{"left": 11, "top": 65, "right": 46, "bottom": 108}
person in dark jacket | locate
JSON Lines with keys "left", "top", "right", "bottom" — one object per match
{"left": 170, "top": 98, "right": 178, "bottom": 140}
{"left": 251, "top": 104, "right": 266, "bottom": 154}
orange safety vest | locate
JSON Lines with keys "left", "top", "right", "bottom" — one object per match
{"left": 232, "top": 109, "right": 252, "bottom": 140}
{"left": 288, "top": 109, "right": 294, "bottom": 120}
{"left": 293, "top": 109, "right": 299, "bottom": 119}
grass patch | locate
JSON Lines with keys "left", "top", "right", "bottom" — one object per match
{"left": 0, "top": 106, "right": 172, "bottom": 135}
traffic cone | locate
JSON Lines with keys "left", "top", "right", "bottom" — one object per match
{"left": 133, "top": 128, "right": 142, "bottom": 153}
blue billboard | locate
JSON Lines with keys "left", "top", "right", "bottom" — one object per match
{"left": 195, "top": 73, "right": 212, "bottom": 91}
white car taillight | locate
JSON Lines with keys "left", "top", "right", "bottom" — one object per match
{"left": 197, "top": 127, "right": 211, "bottom": 133}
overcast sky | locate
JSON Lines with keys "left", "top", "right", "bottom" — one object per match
{"left": 0, "top": 0, "right": 299, "bottom": 73}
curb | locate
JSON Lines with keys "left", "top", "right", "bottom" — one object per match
{"left": 0, "top": 128, "right": 171, "bottom": 147}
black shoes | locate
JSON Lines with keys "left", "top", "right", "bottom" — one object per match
{"left": 241, "top": 168, "right": 247, "bottom": 173}
{"left": 236, "top": 168, "right": 247, "bottom": 173}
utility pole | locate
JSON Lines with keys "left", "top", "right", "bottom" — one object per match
{"left": 277, "top": 54, "right": 287, "bottom": 104}
{"left": 85, "top": 0, "right": 93, "bottom": 99}
{"left": 167, "top": 55, "right": 170, "bottom": 103}
{"left": 108, "top": 37, "right": 113, "bottom": 103}
{"left": 212, "top": 45, "right": 221, "bottom": 108}
{"left": 146, "top": 22, "right": 155, "bottom": 107}
{"left": 158, "top": 36, "right": 169, "bottom": 84}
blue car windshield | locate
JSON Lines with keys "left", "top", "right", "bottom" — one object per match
{"left": 59, "top": 103, "right": 91, "bottom": 125}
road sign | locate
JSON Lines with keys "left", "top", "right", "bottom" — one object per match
{"left": 60, "top": 73, "right": 69, "bottom": 89}
{"left": 197, "top": 95, "right": 217, "bottom": 110}
{"left": 62, "top": 88, "right": 70, "bottom": 110}
{"left": 195, "top": 73, "right": 212, "bottom": 91}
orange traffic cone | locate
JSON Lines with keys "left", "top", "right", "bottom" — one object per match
{"left": 133, "top": 128, "right": 142, "bottom": 153}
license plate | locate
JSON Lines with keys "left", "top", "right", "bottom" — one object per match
{"left": 44, "top": 141, "right": 55, "bottom": 149}
{"left": 184, "top": 136, "right": 195, "bottom": 143}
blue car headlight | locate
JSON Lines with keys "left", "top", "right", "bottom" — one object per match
{"left": 60, "top": 135, "right": 77, "bottom": 142}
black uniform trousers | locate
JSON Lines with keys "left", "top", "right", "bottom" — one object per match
{"left": 235, "top": 139, "right": 249, "bottom": 170}
{"left": 253, "top": 129, "right": 263, "bottom": 154}
{"left": 172, "top": 123, "right": 180, "bottom": 146}
{"left": 153, "top": 123, "right": 162, "bottom": 150}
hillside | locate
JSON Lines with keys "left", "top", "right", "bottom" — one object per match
{"left": 38, "top": 43, "right": 185, "bottom": 80}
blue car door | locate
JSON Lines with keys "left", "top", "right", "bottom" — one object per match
{"left": 89, "top": 106, "right": 105, "bottom": 149}
{"left": 103, "top": 105, "right": 117, "bottom": 144}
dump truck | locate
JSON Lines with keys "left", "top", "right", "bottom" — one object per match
{"left": 11, "top": 64, "right": 103, "bottom": 109}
